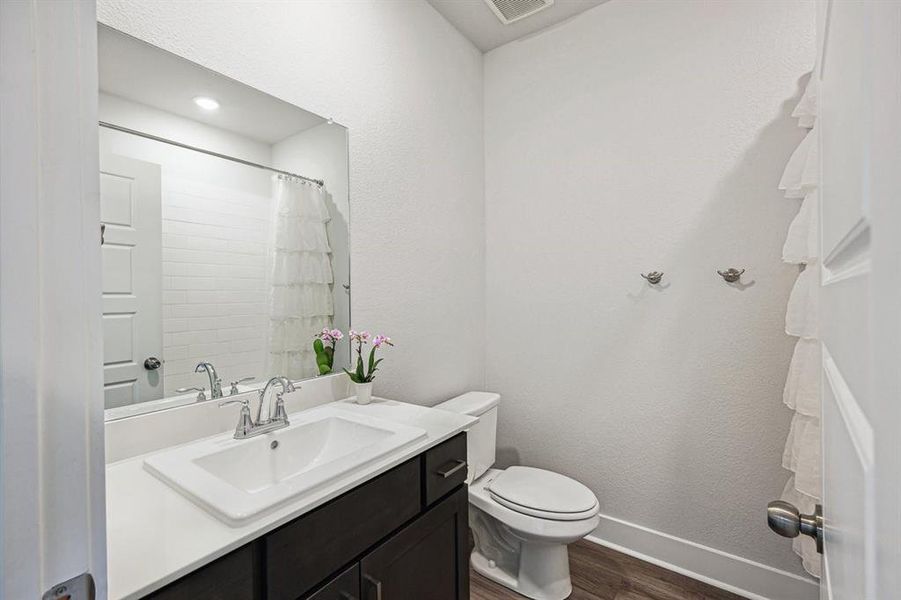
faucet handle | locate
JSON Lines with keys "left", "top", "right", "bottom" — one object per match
{"left": 219, "top": 398, "right": 254, "bottom": 439}
{"left": 176, "top": 386, "right": 207, "bottom": 402}
{"left": 218, "top": 397, "right": 247, "bottom": 407}
{"left": 229, "top": 377, "right": 255, "bottom": 396}
{"left": 273, "top": 392, "right": 290, "bottom": 425}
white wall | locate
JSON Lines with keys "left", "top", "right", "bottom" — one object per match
{"left": 97, "top": 0, "right": 487, "bottom": 405}
{"left": 100, "top": 94, "right": 273, "bottom": 397}
{"left": 484, "top": 0, "right": 815, "bottom": 577}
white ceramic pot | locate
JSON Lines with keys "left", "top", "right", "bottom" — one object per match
{"left": 355, "top": 382, "right": 373, "bottom": 405}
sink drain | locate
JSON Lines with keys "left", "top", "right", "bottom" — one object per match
{"left": 270, "top": 440, "right": 279, "bottom": 450}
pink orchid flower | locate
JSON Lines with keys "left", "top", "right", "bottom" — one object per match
{"left": 373, "top": 334, "right": 393, "bottom": 349}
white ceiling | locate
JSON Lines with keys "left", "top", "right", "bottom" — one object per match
{"left": 427, "top": 0, "right": 609, "bottom": 52}
{"left": 98, "top": 26, "right": 325, "bottom": 144}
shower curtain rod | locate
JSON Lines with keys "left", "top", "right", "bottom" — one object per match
{"left": 98, "top": 121, "right": 324, "bottom": 187}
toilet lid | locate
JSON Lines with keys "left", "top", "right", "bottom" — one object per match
{"left": 488, "top": 466, "right": 598, "bottom": 521}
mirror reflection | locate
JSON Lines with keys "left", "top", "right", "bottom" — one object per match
{"left": 99, "top": 26, "right": 350, "bottom": 418}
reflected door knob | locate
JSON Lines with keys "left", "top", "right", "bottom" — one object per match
{"left": 767, "top": 500, "right": 823, "bottom": 554}
{"left": 143, "top": 357, "right": 162, "bottom": 370}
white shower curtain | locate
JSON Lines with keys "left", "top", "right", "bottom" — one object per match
{"left": 267, "top": 175, "right": 334, "bottom": 379}
{"left": 777, "top": 74, "right": 821, "bottom": 578}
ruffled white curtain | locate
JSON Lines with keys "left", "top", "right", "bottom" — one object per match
{"left": 778, "top": 74, "right": 821, "bottom": 578}
{"left": 267, "top": 176, "right": 334, "bottom": 379}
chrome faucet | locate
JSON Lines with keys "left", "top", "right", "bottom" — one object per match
{"left": 175, "top": 386, "right": 207, "bottom": 402}
{"left": 195, "top": 362, "right": 223, "bottom": 399}
{"left": 256, "top": 376, "right": 295, "bottom": 424}
{"left": 219, "top": 376, "right": 296, "bottom": 440}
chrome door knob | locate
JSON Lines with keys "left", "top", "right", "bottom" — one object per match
{"left": 143, "top": 356, "right": 162, "bottom": 370}
{"left": 767, "top": 500, "right": 823, "bottom": 554}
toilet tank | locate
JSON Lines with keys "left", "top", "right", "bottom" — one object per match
{"left": 434, "top": 392, "right": 500, "bottom": 484}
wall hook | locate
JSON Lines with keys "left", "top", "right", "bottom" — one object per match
{"left": 641, "top": 271, "right": 664, "bottom": 285}
{"left": 717, "top": 268, "right": 745, "bottom": 283}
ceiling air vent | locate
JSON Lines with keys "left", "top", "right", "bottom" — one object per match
{"left": 483, "top": 0, "right": 555, "bottom": 25}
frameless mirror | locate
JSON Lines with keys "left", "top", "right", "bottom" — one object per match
{"left": 98, "top": 25, "right": 350, "bottom": 420}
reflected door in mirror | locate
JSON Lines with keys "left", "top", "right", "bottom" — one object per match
{"left": 101, "top": 153, "right": 163, "bottom": 408}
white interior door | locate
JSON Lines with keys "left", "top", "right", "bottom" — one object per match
{"left": 818, "top": 1, "right": 901, "bottom": 598}
{"left": 101, "top": 153, "right": 163, "bottom": 408}
{"left": 1, "top": 1, "right": 107, "bottom": 597}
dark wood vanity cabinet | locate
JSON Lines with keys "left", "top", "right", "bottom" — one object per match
{"left": 144, "top": 433, "right": 468, "bottom": 600}
{"left": 360, "top": 487, "right": 469, "bottom": 600}
{"left": 265, "top": 459, "right": 422, "bottom": 599}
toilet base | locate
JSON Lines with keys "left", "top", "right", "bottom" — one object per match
{"left": 471, "top": 543, "right": 573, "bottom": 600}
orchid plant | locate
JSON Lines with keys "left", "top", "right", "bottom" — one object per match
{"left": 312, "top": 328, "right": 344, "bottom": 375}
{"left": 343, "top": 330, "right": 393, "bottom": 384}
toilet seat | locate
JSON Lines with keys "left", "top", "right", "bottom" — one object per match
{"left": 488, "top": 466, "right": 598, "bottom": 521}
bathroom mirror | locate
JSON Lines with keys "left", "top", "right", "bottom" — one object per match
{"left": 99, "top": 25, "right": 350, "bottom": 419}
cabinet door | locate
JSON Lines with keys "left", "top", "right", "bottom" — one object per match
{"left": 360, "top": 486, "right": 469, "bottom": 600}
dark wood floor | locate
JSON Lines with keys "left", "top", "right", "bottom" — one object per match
{"left": 470, "top": 540, "right": 748, "bottom": 600}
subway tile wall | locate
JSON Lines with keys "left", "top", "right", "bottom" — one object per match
{"left": 160, "top": 177, "right": 272, "bottom": 395}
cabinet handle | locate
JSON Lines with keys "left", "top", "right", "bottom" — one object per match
{"left": 363, "top": 574, "right": 382, "bottom": 600}
{"left": 340, "top": 593, "right": 357, "bottom": 600}
{"left": 436, "top": 459, "right": 467, "bottom": 479}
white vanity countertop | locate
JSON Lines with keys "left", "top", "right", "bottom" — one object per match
{"left": 105, "top": 398, "right": 476, "bottom": 600}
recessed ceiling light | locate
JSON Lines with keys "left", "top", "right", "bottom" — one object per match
{"left": 193, "top": 96, "right": 220, "bottom": 111}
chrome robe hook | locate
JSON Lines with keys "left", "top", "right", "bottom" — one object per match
{"left": 717, "top": 268, "right": 745, "bottom": 283}
{"left": 641, "top": 271, "right": 664, "bottom": 285}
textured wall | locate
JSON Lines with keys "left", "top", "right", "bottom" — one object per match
{"left": 97, "top": 0, "right": 486, "bottom": 404}
{"left": 484, "top": 0, "right": 815, "bottom": 574}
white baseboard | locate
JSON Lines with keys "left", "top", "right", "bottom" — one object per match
{"left": 586, "top": 513, "right": 819, "bottom": 600}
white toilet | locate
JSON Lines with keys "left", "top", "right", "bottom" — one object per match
{"left": 435, "top": 392, "right": 600, "bottom": 600}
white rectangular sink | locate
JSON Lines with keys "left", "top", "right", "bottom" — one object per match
{"left": 143, "top": 407, "right": 427, "bottom": 525}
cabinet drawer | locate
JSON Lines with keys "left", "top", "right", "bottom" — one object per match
{"left": 423, "top": 433, "right": 467, "bottom": 506}
{"left": 145, "top": 543, "right": 259, "bottom": 600}
{"left": 305, "top": 563, "right": 359, "bottom": 600}
{"left": 265, "top": 458, "right": 420, "bottom": 600}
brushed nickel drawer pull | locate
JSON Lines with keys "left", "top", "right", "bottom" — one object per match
{"left": 363, "top": 574, "right": 382, "bottom": 600}
{"left": 436, "top": 459, "right": 467, "bottom": 479}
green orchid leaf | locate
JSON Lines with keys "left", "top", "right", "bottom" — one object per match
{"left": 368, "top": 347, "right": 377, "bottom": 377}
{"left": 369, "top": 358, "right": 383, "bottom": 376}
{"left": 355, "top": 355, "right": 365, "bottom": 381}
{"left": 343, "top": 368, "right": 360, "bottom": 384}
